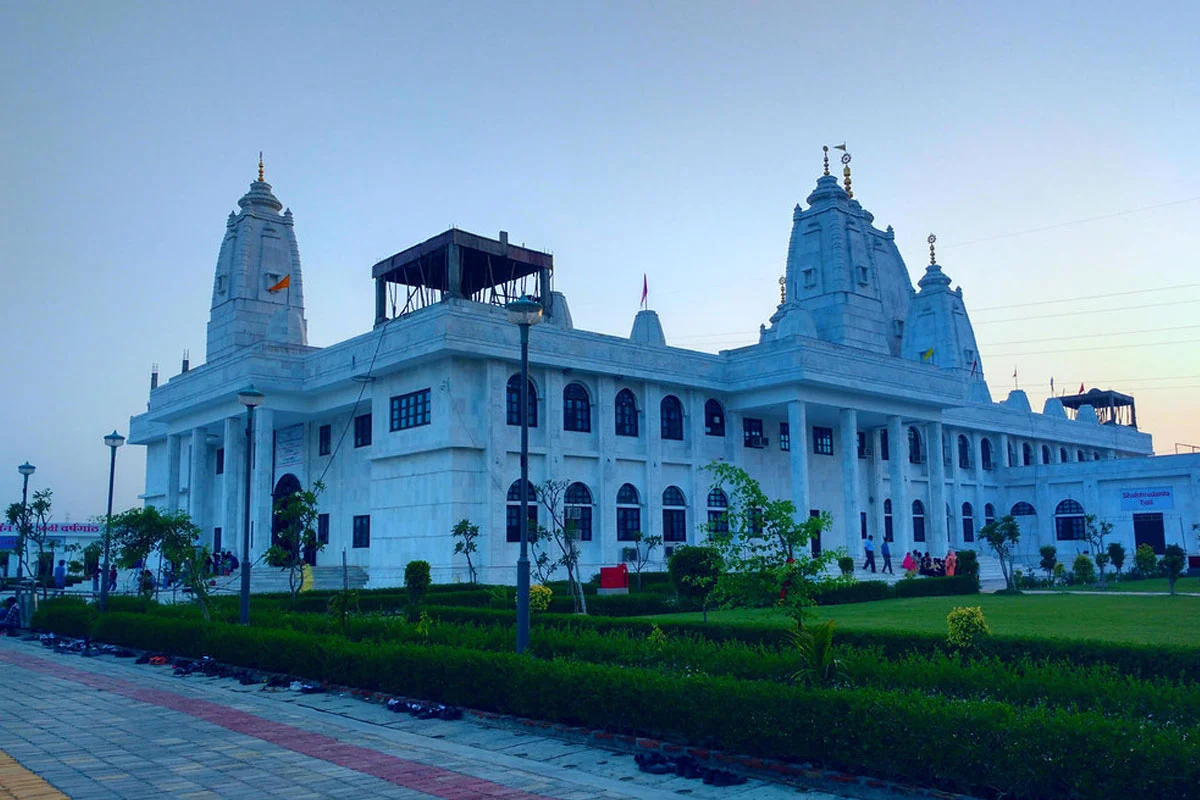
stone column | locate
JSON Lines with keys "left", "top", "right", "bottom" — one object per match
{"left": 838, "top": 408, "right": 859, "bottom": 555}
{"left": 189, "top": 428, "right": 208, "bottom": 532}
{"left": 222, "top": 416, "right": 244, "bottom": 555}
{"left": 870, "top": 428, "right": 886, "bottom": 545}
{"left": 999, "top": 433, "right": 1011, "bottom": 468}
{"left": 689, "top": 390, "right": 707, "bottom": 545}
{"left": 645, "top": 384, "right": 663, "bottom": 545}
{"left": 927, "top": 421, "right": 947, "bottom": 553}
{"left": 165, "top": 434, "right": 182, "bottom": 511}
{"left": 787, "top": 401, "right": 810, "bottom": 522}
{"left": 886, "top": 416, "right": 911, "bottom": 558}
{"left": 250, "top": 408, "right": 275, "bottom": 561}
{"left": 972, "top": 431, "right": 987, "bottom": 546}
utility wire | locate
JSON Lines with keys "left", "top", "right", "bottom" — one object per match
{"left": 316, "top": 317, "right": 393, "bottom": 487}
{"left": 978, "top": 298, "right": 1200, "bottom": 324}
{"left": 980, "top": 323, "right": 1200, "bottom": 348}
{"left": 972, "top": 282, "right": 1200, "bottom": 313}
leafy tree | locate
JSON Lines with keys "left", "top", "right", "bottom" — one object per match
{"left": 1107, "top": 542, "right": 1126, "bottom": 575}
{"left": 980, "top": 515, "right": 1021, "bottom": 590}
{"left": 702, "top": 462, "right": 838, "bottom": 626}
{"left": 1038, "top": 545, "right": 1057, "bottom": 581}
{"left": 1082, "top": 515, "right": 1114, "bottom": 578}
{"left": 405, "top": 560, "right": 432, "bottom": 604}
{"left": 1134, "top": 543, "right": 1158, "bottom": 578}
{"left": 667, "top": 545, "right": 723, "bottom": 622}
{"left": 1162, "top": 544, "right": 1186, "bottom": 595}
{"left": 265, "top": 481, "right": 326, "bottom": 599}
{"left": 534, "top": 480, "right": 588, "bottom": 614}
{"left": 1072, "top": 553, "right": 1096, "bottom": 584}
{"left": 6, "top": 489, "right": 54, "bottom": 597}
{"left": 109, "top": 506, "right": 214, "bottom": 620}
{"left": 451, "top": 519, "right": 479, "bottom": 584}
{"left": 628, "top": 530, "right": 663, "bottom": 592}
{"left": 327, "top": 588, "right": 360, "bottom": 635}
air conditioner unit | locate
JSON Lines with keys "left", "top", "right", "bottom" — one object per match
{"left": 745, "top": 436, "right": 768, "bottom": 449}
{"left": 621, "top": 547, "right": 638, "bottom": 562}
{"left": 565, "top": 506, "right": 582, "bottom": 520}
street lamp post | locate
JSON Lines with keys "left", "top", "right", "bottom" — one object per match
{"left": 237, "top": 385, "right": 265, "bottom": 625}
{"left": 15, "top": 462, "right": 35, "bottom": 624}
{"left": 506, "top": 295, "right": 543, "bottom": 653}
{"left": 99, "top": 431, "right": 125, "bottom": 612}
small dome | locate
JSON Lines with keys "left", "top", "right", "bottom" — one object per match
{"left": 238, "top": 179, "right": 283, "bottom": 213}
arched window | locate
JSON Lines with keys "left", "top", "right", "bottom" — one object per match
{"left": 984, "top": 503, "right": 996, "bottom": 526}
{"left": 1011, "top": 501, "right": 1036, "bottom": 516}
{"left": 562, "top": 383, "right": 591, "bottom": 433}
{"left": 1092, "top": 451, "right": 1101, "bottom": 461}
{"left": 1022, "top": 442, "right": 1032, "bottom": 466}
{"left": 706, "top": 488, "right": 729, "bottom": 534}
{"left": 506, "top": 375, "right": 537, "bottom": 428}
{"left": 912, "top": 500, "right": 926, "bottom": 542}
{"left": 958, "top": 434, "right": 971, "bottom": 469}
{"left": 704, "top": 399, "right": 725, "bottom": 437}
{"left": 1041, "top": 445, "right": 1051, "bottom": 465}
{"left": 505, "top": 480, "right": 538, "bottom": 543}
{"left": 1077, "top": 449, "right": 1085, "bottom": 462}
{"left": 1055, "top": 499, "right": 1085, "bottom": 540}
{"left": 616, "top": 483, "right": 641, "bottom": 540}
{"left": 908, "top": 427, "right": 923, "bottom": 464}
{"left": 961, "top": 502, "right": 975, "bottom": 543}
{"left": 662, "top": 486, "right": 687, "bottom": 542}
{"left": 615, "top": 389, "right": 639, "bottom": 437}
{"left": 883, "top": 498, "right": 894, "bottom": 542}
{"left": 660, "top": 395, "right": 684, "bottom": 441}
{"left": 1059, "top": 447, "right": 1068, "bottom": 463}
{"left": 565, "top": 482, "right": 593, "bottom": 541}
{"left": 981, "top": 438, "right": 993, "bottom": 471}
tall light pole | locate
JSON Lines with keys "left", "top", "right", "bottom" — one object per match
{"left": 15, "top": 462, "right": 35, "bottom": 623}
{"left": 237, "top": 385, "right": 264, "bottom": 625}
{"left": 99, "top": 431, "right": 125, "bottom": 611}
{"left": 506, "top": 295, "right": 543, "bottom": 653}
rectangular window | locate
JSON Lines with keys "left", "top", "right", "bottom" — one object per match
{"left": 616, "top": 508, "right": 641, "bottom": 541}
{"left": 913, "top": 516, "right": 926, "bottom": 543}
{"left": 662, "top": 509, "right": 687, "bottom": 542}
{"left": 213, "top": 527, "right": 222, "bottom": 553}
{"left": 506, "top": 505, "right": 538, "bottom": 543}
{"left": 743, "top": 417, "right": 765, "bottom": 448}
{"left": 779, "top": 422, "right": 790, "bottom": 451}
{"left": 352, "top": 515, "right": 370, "bottom": 548}
{"left": 860, "top": 511, "right": 868, "bottom": 539}
{"left": 857, "top": 432, "right": 870, "bottom": 459}
{"left": 215, "top": 448, "right": 225, "bottom": 475}
{"left": 353, "top": 414, "right": 372, "bottom": 448}
{"left": 812, "top": 426, "right": 834, "bottom": 456}
{"left": 390, "top": 389, "right": 431, "bottom": 431}
{"left": 962, "top": 518, "right": 975, "bottom": 543}
{"left": 881, "top": 430, "right": 890, "bottom": 461}
{"left": 566, "top": 506, "right": 592, "bottom": 541}
{"left": 317, "top": 513, "right": 330, "bottom": 545}
{"left": 884, "top": 513, "right": 894, "bottom": 542}
{"left": 319, "top": 425, "right": 331, "bottom": 456}
{"left": 707, "top": 510, "right": 729, "bottom": 534}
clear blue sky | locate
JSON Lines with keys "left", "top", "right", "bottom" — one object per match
{"left": 3, "top": 0, "right": 1198, "bottom": 521}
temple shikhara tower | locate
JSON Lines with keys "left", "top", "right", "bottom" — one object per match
{"left": 128, "top": 151, "right": 1199, "bottom": 590}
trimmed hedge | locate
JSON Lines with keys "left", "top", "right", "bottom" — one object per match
{"left": 41, "top": 611, "right": 1200, "bottom": 799}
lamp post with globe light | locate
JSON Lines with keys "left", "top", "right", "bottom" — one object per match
{"left": 99, "top": 431, "right": 125, "bottom": 611}
{"left": 237, "top": 385, "right": 264, "bottom": 625}
{"left": 506, "top": 295, "right": 543, "bottom": 653}
{"left": 15, "top": 462, "right": 35, "bottom": 623}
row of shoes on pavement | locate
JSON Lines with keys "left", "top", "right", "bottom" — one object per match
{"left": 386, "top": 698, "right": 463, "bottom": 720}
{"left": 634, "top": 752, "right": 747, "bottom": 787}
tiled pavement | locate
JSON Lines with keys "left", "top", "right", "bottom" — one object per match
{"left": 0, "top": 637, "right": 872, "bottom": 800}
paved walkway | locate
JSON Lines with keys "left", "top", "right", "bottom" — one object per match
{"left": 0, "top": 637, "right": 879, "bottom": 800}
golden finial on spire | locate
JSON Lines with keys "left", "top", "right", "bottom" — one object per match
{"left": 822, "top": 146, "right": 829, "bottom": 176}
{"left": 258, "top": 152, "right": 264, "bottom": 182}
{"left": 778, "top": 275, "right": 786, "bottom": 304}
{"left": 928, "top": 233, "right": 937, "bottom": 265}
{"left": 841, "top": 152, "right": 853, "bottom": 199}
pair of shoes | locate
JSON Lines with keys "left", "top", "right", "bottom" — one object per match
{"left": 702, "top": 768, "right": 747, "bottom": 786}
{"left": 635, "top": 753, "right": 674, "bottom": 775}
{"left": 148, "top": 655, "right": 169, "bottom": 666}
{"left": 298, "top": 683, "right": 325, "bottom": 694}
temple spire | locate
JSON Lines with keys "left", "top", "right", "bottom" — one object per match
{"left": 822, "top": 145, "right": 830, "bottom": 176}
{"left": 841, "top": 152, "right": 853, "bottom": 199}
{"left": 928, "top": 233, "right": 937, "bottom": 265}
{"left": 258, "top": 152, "right": 264, "bottom": 182}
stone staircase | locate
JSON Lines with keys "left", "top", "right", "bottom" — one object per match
{"left": 843, "top": 548, "right": 1008, "bottom": 590}
{"left": 208, "top": 565, "right": 369, "bottom": 596}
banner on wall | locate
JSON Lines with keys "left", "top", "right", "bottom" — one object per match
{"left": 274, "top": 424, "right": 305, "bottom": 474}
{"left": 1119, "top": 487, "right": 1174, "bottom": 511}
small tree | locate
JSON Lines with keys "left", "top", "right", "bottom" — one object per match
{"left": 451, "top": 519, "right": 479, "bottom": 584}
{"left": 535, "top": 480, "right": 588, "bottom": 614}
{"left": 1162, "top": 544, "right": 1186, "bottom": 595}
{"left": 405, "top": 560, "right": 432, "bottom": 604}
{"left": 667, "top": 545, "right": 723, "bottom": 622}
{"left": 1107, "top": 542, "right": 1126, "bottom": 575}
{"left": 980, "top": 515, "right": 1021, "bottom": 590}
{"left": 110, "top": 506, "right": 214, "bottom": 620}
{"left": 1082, "top": 515, "right": 1113, "bottom": 579}
{"left": 1072, "top": 553, "right": 1096, "bottom": 584}
{"left": 265, "top": 481, "right": 325, "bottom": 599}
{"left": 1134, "top": 543, "right": 1158, "bottom": 578}
{"left": 1038, "top": 545, "right": 1057, "bottom": 581}
{"left": 628, "top": 531, "right": 663, "bottom": 592}
{"left": 6, "top": 489, "right": 54, "bottom": 597}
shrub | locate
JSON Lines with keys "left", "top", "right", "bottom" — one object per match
{"left": 1162, "top": 545, "right": 1186, "bottom": 594}
{"left": 1072, "top": 554, "right": 1096, "bottom": 585}
{"left": 405, "top": 561, "right": 431, "bottom": 604}
{"left": 1107, "top": 542, "right": 1126, "bottom": 574}
{"left": 1052, "top": 562, "right": 1067, "bottom": 584}
{"left": 893, "top": 574, "right": 979, "bottom": 599}
{"left": 1134, "top": 544, "right": 1158, "bottom": 578}
{"left": 813, "top": 581, "right": 889, "bottom": 606}
{"left": 529, "top": 584, "right": 552, "bottom": 612}
{"left": 668, "top": 545, "right": 723, "bottom": 621}
{"left": 837, "top": 556, "right": 855, "bottom": 576}
{"left": 955, "top": 550, "right": 980, "bottom": 582}
{"left": 790, "top": 620, "right": 840, "bottom": 686}
{"left": 946, "top": 606, "right": 990, "bottom": 652}
{"left": 1039, "top": 545, "right": 1058, "bottom": 579}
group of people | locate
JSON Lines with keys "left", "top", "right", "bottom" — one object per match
{"left": 901, "top": 549, "right": 958, "bottom": 577}
{"left": 209, "top": 550, "right": 240, "bottom": 576}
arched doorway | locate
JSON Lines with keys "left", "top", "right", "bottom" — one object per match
{"left": 272, "top": 473, "right": 314, "bottom": 566}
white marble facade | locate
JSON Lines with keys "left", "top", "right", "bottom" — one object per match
{"left": 128, "top": 166, "right": 1200, "bottom": 586}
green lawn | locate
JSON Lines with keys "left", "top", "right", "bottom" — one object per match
{"left": 1054, "top": 576, "right": 1200, "bottom": 594}
{"left": 647, "top": 593, "right": 1200, "bottom": 647}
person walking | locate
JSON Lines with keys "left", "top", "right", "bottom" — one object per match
{"left": 53, "top": 560, "right": 67, "bottom": 593}
{"left": 880, "top": 539, "right": 893, "bottom": 574}
{"left": 862, "top": 535, "right": 877, "bottom": 573}
{"left": 107, "top": 565, "right": 119, "bottom": 593}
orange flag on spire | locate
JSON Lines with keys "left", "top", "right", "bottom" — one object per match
{"left": 268, "top": 274, "right": 291, "bottom": 293}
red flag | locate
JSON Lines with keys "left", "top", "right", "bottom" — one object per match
{"left": 1079, "top": 382, "right": 1085, "bottom": 394}
{"left": 640, "top": 274, "right": 648, "bottom": 309}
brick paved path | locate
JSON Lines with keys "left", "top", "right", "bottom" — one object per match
{"left": 0, "top": 637, "right": 856, "bottom": 800}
